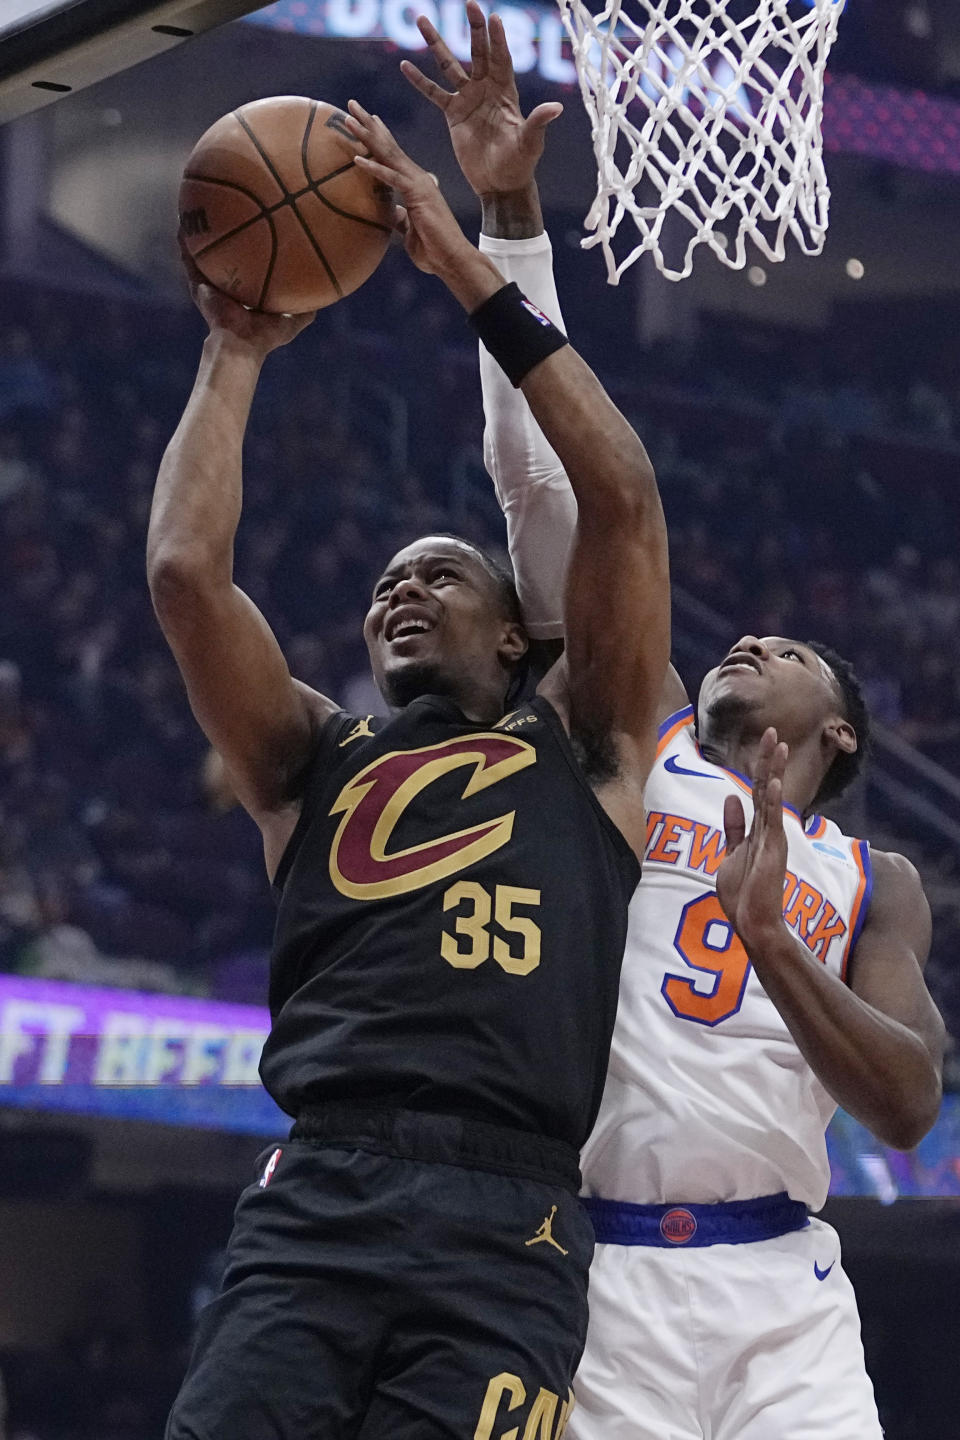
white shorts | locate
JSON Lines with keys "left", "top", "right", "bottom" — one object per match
{"left": 569, "top": 1217, "right": 882, "bottom": 1440}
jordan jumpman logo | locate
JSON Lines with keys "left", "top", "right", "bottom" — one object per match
{"left": 339, "top": 716, "right": 375, "bottom": 747}
{"left": 525, "top": 1205, "right": 568, "bottom": 1255}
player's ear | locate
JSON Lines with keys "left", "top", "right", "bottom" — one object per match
{"left": 498, "top": 622, "right": 528, "bottom": 667}
{"left": 825, "top": 715, "right": 857, "bottom": 757}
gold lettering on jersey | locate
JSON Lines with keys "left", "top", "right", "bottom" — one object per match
{"left": 475, "top": 1373, "right": 525, "bottom": 1440}
{"left": 496, "top": 712, "right": 539, "bottom": 733}
{"left": 474, "top": 1375, "right": 574, "bottom": 1440}
{"left": 328, "top": 734, "right": 536, "bottom": 901}
{"left": 645, "top": 812, "right": 847, "bottom": 961}
{"left": 338, "top": 716, "right": 375, "bottom": 747}
{"left": 555, "top": 1392, "right": 575, "bottom": 1439}
{"left": 441, "top": 882, "right": 543, "bottom": 974}
{"left": 522, "top": 1389, "right": 559, "bottom": 1440}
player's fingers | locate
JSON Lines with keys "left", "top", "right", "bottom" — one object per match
{"left": 723, "top": 793, "right": 747, "bottom": 852}
{"left": 354, "top": 154, "right": 402, "bottom": 190}
{"left": 346, "top": 103, "right": 409, "bottom": 170}
{"left": 766, "top": 743, "right": 788, "bottom": 829}
{"left": 751, "top": 726, "right": 777, "bottom": 819}
{"left": 400, "top": 60, "right": 451, "bottom": 109}
{"left": 346, "top": 97, "right": 385, "bottom": 132}
{"left": 487, "top": 11, "right": 517, "bottom": 84}
{"left": 417, "top": 13, "right": 470, "bottom": 88}
{"left": 392, "top": 204, "right": 410, "bottom": 237}
{"left": 344, "top": 98, "right": 373, "bottom": 140}
{"left": 467, "top": 0, "right": 490, "bottom": 81}
{"left": 759, "top": 726, "right": 778, "bottom": 766}
{"left": 520, "top": 102, "right": 564, "bottom": 146}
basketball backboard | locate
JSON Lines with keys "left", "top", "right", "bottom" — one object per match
{"left": 0, "top": 0, "right": 268, "bottom": 125}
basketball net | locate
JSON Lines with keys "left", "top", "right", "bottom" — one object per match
{"left": 558, "top": 0, "right": 845, "bottom": 281}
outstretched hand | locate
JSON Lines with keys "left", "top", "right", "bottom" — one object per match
{"left": 401, "top": 0, "right": 562, "bottom": 197}
{"left": 344, "top": 101, "right": 502, "bottom": 309}
{"left": 178, "top": 235, "right": 315, "bottom": 355}
{"left": 716, "top": 728, "right": 791, "bottom": 952}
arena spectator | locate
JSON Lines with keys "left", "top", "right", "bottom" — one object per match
{"left": 0, "top": 262, "right": 956, "bottom": 1061}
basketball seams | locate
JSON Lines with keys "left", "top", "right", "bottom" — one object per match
{"left": 286, "top": 210, "right": 343, "bottom": 299}
{"left": 308, "top": 191, "right": 392, "bottom": 236}
{"left": 181, "top": 99, "right": 392, "bottom": 310}
{"left": 182, "top": 171, "right": 268, "bottom": 211}
{"left": 301, "top": 108, "right": 391, "bottom": 234}
{"left": 300, "top": 101, "right": 318, "bottom": 189}
{"left": 185, "top": 176, "right": 370, "bottom": 295}
{"left": 311, "top": 159, "right": 358, "bottom": 188}
{"left": 235, "top": 106, "right": 343, "bottom": 301}
{"left": 185, "top": 169, "right": 387, "bottom": 251}
{"left": 235, "top": 108, "right": 296, "bottom": 202}
{"left": 256, "top": 211, "right": 280, "bottom": 312}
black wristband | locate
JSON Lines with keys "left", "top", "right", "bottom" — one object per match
{"left": 468, "top": 281, "right": 568, "bottom": 388}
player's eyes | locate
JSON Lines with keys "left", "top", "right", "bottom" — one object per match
{"left": 432, "top": 568, "right": 458, "bottom": 582}
{"left": 373, "top": 580, "right": 392, "bottom": 599}
{"left": 782, "top": 648, "right": 803, "bottom": 662}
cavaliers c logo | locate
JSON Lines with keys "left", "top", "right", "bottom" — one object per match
{"left": 328, "top": 734, "right": 536, "bottom": 901}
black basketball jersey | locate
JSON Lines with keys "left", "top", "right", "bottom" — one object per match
{"left": 259, "top": 694, "right": 640, "bottom": 1149}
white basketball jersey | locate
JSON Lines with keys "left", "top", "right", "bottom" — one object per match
{"left": 581, "top": 706, "right": 872, "bottom": 1212}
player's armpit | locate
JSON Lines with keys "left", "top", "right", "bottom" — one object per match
{"left": 149, "top": 564, "right": 339, "bottom": 823}
{"left": 846, "top": 850, "right": 946, "bottom": 1085}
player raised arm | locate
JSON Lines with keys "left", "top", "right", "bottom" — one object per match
{"left": 717, "top": 731, "right": 944, "bottom": 1149}
{"left": 403, "top": 3, "right": 569, "bottom": 647}
{"left": 346, "top": 103, "right": 669, "bottom": 854}
{"left": 404, "top": 3, "right": 688, "bottom": 711}
{"left": 147, "top": 257, "right": 337, "bottom": 864}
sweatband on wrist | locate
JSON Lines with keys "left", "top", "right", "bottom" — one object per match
{"left": 468, "top": 282, "right": 569, "bottom": 388}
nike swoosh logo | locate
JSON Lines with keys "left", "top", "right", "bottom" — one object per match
{"left": 663, "top": 755, "right": 721, "bottom": 780}
{"left": 814, "top": 1261, "right": 835, "bottom": 1281}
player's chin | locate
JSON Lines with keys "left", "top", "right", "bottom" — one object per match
{"left": 380, "top": 656, "right": 449, "bottom": 709}
{"left": 703, "top": 674, "right": 763, "bottom": 718}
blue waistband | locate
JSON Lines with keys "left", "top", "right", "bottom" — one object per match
{"left": 583, "top": 1192, "right": 809, "bottom": 1248}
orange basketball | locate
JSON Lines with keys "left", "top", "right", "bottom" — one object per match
{"left": 178, "top": 96, "right": 394, "bottom": 314}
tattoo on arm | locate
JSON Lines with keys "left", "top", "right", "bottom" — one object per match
{"left": 481, "top": 184, "right": 544, "bottom": 239}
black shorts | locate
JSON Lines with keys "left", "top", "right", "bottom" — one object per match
{"left": 165, "top": 1105, "right": 594, "bottom": 1440}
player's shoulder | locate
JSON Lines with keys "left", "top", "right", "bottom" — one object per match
{"left": 868, "top": 848, "right": 926, "bottom": 903}
{"left": 301, "top": 708, "right": 386, "bottom": 781}
{"left": 655, "top": 701, "right": 696, "bottom": 749}
{"left": 870, "top": 846, "right": 921, "bottom": 879}
{"left": 294, "top": 678, "right": 343, "bottom": 733}
{"left": 852, "top": 848, "right": 929, "bottom": 947}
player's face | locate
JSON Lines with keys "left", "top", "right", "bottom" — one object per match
{"left": 699, "top": 636, "right": 843, "bottom": 742}
{"left": 363, "top": 537, "right": 524, "bottom": 710}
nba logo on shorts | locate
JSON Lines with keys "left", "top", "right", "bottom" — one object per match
{"left": 259, "top": 1147, "right": 282, "bottom": 1188}
{"left": 660, "top": 1208, "right": 697, "bottom": 1244}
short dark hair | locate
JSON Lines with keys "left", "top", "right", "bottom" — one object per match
{"left": 804, "top": 640, "right": 871, "bottom": 807}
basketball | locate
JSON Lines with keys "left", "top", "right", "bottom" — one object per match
{"left": 178, "top": 96, "right": 394, "bottom": 313}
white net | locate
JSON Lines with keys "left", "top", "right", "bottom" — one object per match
{"left": 558, "top": 0, "right": 845, "bottom": 281}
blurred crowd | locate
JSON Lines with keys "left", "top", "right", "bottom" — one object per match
{"left": 0, "top": 1330, "right": 180, "bottom": 1440}
{"left": 0, "top": 236, "right": 957, "bottom": 1060}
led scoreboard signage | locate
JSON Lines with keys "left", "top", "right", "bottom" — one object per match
{"left": 0, "top": 973, "right": 957, "bottom": 1198}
